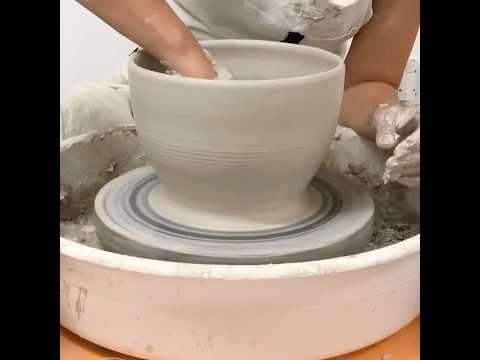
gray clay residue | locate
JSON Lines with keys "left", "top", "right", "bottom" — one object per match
{"left": 60, "top": 180, "right": 419, "bottom": 254}
{"left": 366, "top": 184, "right": 419, "bottom": 251}
{"left": 60, "top": 210, "right": 101, "bottom": 249}
{"left": 60, "top": 127, "right": 419, "bottom": 259}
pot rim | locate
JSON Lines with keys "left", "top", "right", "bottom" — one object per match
{"left": 128, "top": 39, "right": 345, "bottom": 88}
{"left": 60, "top": 235, "right": 419, "bottom": 280}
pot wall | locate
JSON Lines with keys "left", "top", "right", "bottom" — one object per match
{"left": 128, "top": 41, "right": 345, "bottom": 216}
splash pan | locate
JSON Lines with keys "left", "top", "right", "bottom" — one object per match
{"left": 60, "top": 127, "right": 419, "bottom": 360}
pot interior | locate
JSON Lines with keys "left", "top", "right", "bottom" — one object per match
{"left": 133, "top": 40, "right": 343, "bottom": 81}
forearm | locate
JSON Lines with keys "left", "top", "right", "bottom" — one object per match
{"left": 77, "top": 0, "right": 215, "bottom": 78}
{"left": 340, "top": 0, "right": 419, "bottom": 138}
{"left": 345, "top": 0, "right": 419, "bottom": 88}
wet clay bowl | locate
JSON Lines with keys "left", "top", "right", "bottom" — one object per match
{"left": 128, "top": 40, "right": 345, "bottom": 231}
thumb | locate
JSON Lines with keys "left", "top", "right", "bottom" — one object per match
{"left": 373, "top": 104, "right": 400, "bottom": 150}
{"left": 393, "top": 105, "right": 420, "bottom": 135}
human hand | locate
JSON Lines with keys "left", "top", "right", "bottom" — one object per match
{"left": 373, "top": 103, "right": 420, "bottom": 187}
{"left": 203, "top": 50, "right": 234, "bottom": 80}
{"left": 77, "top": 0, "right": 216, "bottom": 79}
{"left": 162, "top": 49, "right": 233, "bottom": 80}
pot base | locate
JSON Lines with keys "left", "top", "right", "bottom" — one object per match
{"left": 95, "top": 166, "right": 374, "bottom": 264}
{"left": 147, "top": 184, "right": 324, "bottom": 232}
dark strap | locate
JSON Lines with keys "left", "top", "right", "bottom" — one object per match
{"left": 282, "top": 32, "right": 305, "bottom": 44}
{"left": 129, "top": 47, "right": 140, "bottom": 56}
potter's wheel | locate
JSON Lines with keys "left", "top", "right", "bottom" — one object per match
{"left": 95, "top": 166, "right": 374, "bottom": 264}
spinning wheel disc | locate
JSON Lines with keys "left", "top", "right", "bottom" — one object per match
{"left": 95, "top": 167, "right": 374, "bottom": 264}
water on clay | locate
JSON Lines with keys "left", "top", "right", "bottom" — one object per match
{"left": 60, "top": 127, "right": 419, "bottom": 259}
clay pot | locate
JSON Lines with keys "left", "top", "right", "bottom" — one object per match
{"left": 128, "top": 40, "right": 345, "bottom": 230}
